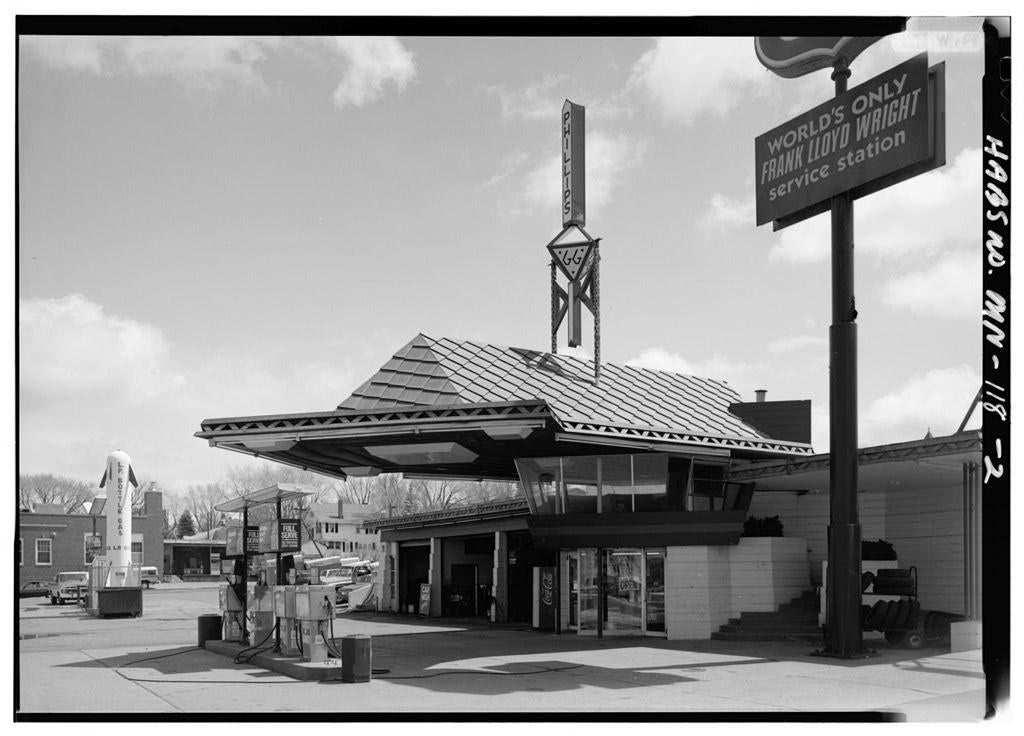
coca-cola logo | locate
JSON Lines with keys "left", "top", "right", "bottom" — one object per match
{"left": 541, "top": 570, "right": 554, "bottom": 606}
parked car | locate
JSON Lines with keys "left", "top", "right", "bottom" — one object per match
{"left": 50, "top": 571, "right": 89, "bottom": 605}
{"left": 140, "top": 566, "right": 161, "bottom": 589}
{"left": 19, "top": 580, "right": 50, "bottom": 598}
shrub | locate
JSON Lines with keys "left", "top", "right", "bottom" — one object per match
{"left": 862, "top": 539, "right": 897, "bottom": 560}
{"left": 742, "top": 515, "right": 784, "bottom": 537}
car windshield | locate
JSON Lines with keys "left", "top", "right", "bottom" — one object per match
{"left": 57, "top": 573, "right": 87, "bottom": 583}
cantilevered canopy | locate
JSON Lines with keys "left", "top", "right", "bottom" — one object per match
{"left": 215, "top": 483, "right": 314, "bottom": 513}
{"left": 728, "top": 431, "right": 981, "bottom": 493}
{"left": 197, "top": 335, "right": 814, "bottom": 481}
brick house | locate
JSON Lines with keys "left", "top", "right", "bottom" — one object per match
{"left": 18, "top": 490, "right": 164, "bottom": 587}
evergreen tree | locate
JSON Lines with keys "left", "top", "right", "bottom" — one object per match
{"left": 177, "top": 510, "right": 197, "bottom": 538}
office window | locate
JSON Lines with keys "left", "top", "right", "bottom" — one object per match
{"left": 36, "top": 538, "right": 52, "bottom": 566}
{"left": 131, "top": 534, "right": 143, "bottom": 565}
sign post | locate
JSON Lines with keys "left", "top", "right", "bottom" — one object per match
{"left": 547, "top": 99, "right": 602, "bottom": 382}
{"left": 755, "top": 35, "right": 942, "bottom": 658}
{"left": 825, "top": 57, "right": 862, "bottom": 659}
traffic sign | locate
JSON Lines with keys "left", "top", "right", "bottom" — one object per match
{"left": 548, "top": 240, "right": 595, "bottom": 282}
{"left": 755, "top": 37, "right": 885, "bottom": 79}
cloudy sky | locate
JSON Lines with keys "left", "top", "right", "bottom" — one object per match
{"left": 17, "top": 20, "right": 985, "bottom": 490}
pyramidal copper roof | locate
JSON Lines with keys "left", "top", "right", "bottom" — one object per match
{"left": 338, "top": 334, "right": 768, "bottom": 442}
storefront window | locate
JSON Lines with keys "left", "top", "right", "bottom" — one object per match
{"left": 516, "top": 453, "right": 669, "bottom": 515}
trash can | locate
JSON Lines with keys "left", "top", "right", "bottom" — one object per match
{"left": 341, "top": 634, "right": 372, "bottom": 683}
{"left": 198, "top": 614, "right": 223, "bottom": 648}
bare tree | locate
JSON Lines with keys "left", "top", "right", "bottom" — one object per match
{"left": 223, "top": 462, "right": 340, "bottom": 503}
{"left": 410, "top": 478, "right": 464, "bottom": 511}
{"left": 459, "top": 479, "right": 521, "bottom": 505}
{"left": 371, "top": 473, "right": 415, "bottom": 517}
{"left": 19, "top": 474, "right": 97, "bottom": 514}
{"left": 186, "top": 483, "right": 227, "bottom": 538}
{"left": 339, "top": 476, "right": 376, "bottom": 504}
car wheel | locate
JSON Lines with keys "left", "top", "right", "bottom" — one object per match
{"left": 142, "top": 581, "right": 150, "bottom": 590}
{"left": 905, "top": 631, "right": 924, "bottom": 649}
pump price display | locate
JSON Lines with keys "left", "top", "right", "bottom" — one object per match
{"left": 278, "top": 520, "right": 300, "bottom": 553}
{"left": 755, "top": 53, "right": 941, "bottom": 225}
{"left": 244, "top": 526, "right": 261, "bottom": 554}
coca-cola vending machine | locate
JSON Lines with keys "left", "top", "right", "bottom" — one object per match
{"left": 533, "top": 566, "right": 557, "bottom": 631}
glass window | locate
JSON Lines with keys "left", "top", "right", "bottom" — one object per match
{"left": 633, "top": 454, "right": 670, "bottom": 512}
{"left": 692, "top": 464, "right": 726, "bottom": 510}
{"left": 562, "top": 455, "right": 598, "bottom": 513}
{"left": 515, "top": 457, "right": 562, "bottom": 514}
{"left": 36, "top": 538, "right": 52, "bottom": 566}
{"left": 517, "top": 453, "right": 669, "bottom": 514}
{"left": 131, "top": 535, "right": 143, "bottom": 565}
{"left": 600, "top": 454, "right": 634, "bottom": 513}
{"left": 19, "top": 538, "right": 23, "bottom": 566}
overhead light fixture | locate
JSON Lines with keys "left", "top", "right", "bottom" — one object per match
{"left": 240, "top": 438, "right": 296, "bottom": 452}
{"left": 340, "top": 466, "right": 382, "bottom": 477}
{"left": 365, "top": 441, "right": 478, "bottom": 465}
{"left": 483, "top": 425, "right": 537, "bottom": 440}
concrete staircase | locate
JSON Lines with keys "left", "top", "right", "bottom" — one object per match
{"left": 712, "top": 590, "right": 822, "bottom": 642}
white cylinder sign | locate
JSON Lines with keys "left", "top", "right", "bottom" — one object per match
{"left": 100, "top": 450, "right": 138, "bottom": 584}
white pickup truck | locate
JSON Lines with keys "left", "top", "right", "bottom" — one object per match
{"left": 49, "top": 571, "right": 89, "bottom": 605}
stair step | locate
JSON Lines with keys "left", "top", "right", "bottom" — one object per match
{"left": 711, "top": 631, "right": 822, "bottom": 642}
{"left": 718, "top": 624, "right": 821, "bottom": 634}
{"left": 734, "top": 620, "right": 819, "bottom": 629}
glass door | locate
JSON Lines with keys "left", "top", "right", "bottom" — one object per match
{"left": 644, "top": 549, "right": 666, "bottom": 635}
{"left": 578, "top": 548, "right": 599, "bottom": 635}
{"left": 567, "top": 551, "right": 579, "bottom": 630}
{"left": 603, "top": 549, "right": 643, "bottom": 635}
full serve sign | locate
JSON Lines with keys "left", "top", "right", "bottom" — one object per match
{"left": 755, "top": 53, "right": 944, "bottom": 226}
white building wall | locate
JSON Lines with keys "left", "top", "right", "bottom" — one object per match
{"left": 748, "top": 492, "right": 886, "bottom": 585}
{"left": 750, "top": 484, "right": 966, "bottom": 615}
{"left": 665, "top": 538, "right": 811, "bottom": 640}
{"left": 885, "top": 482, "right": 965, "bottom": 615}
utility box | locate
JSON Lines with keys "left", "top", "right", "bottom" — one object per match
{"left": 219, "top": 585, "right": 242, "bottom": 612}
{"left": 279, "top": 617, "right": 300, "bottom": 656}
{"left": 341, "top": 634, "right": 372, "bottom": 683}
{"left": 250, "top": 610, "right": 275, "bottom": 645}
{"left": 299, "top": 619, "right": 328, "bottom": 663}
{"left": 223, "top": 612, "right": 244, "bottom": 642}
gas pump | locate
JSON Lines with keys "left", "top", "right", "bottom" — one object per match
{"left": 295, "top": 584, "right": 335, "bottom": 663}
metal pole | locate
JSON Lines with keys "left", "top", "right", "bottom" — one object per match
{"left": 242, "top": 504, "right": 249, "bottom": 645}
{"left": 274, "top": 497, "right": 282, "bottom": 653}
{"left": 550, "top": 260, "right": 558, "bottom": 354}
{"left": 825, "top": 56, "right": 863, "bottom": 658}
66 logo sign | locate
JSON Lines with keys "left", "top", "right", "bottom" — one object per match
{"left": 548, "top": 239, "right": 596, "bottom": 282}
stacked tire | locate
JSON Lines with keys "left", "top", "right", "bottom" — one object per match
{"left": 873, "top": 569, "right": 916, "bottom": 596}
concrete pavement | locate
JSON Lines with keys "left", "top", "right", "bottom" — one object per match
{"left": 16, "top": 585, "right": 987, "bottom": 718}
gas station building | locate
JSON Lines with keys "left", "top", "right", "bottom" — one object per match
{"left": 197, "top": 334, "right": 980, "bottom": 640}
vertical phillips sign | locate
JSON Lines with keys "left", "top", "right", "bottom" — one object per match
{"left": 562, "top": 100, "right": 585, "bottom": 227}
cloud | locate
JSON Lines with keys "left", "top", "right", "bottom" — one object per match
{"left": 626, "top": 347, "right": 765, "bottom": 397}
{"left": 326, "top": 37, "right": 416, "bottom": 109}
{"left": 17, "top": 294, "right": 362, "bottom": 488}
{"left": 20, "top": 35, "right": 417, "bottom": 107}
{"left": 701, "top": 193, "right": 755, "bottom": 229}
{"left": 490, "top": 73, "right": 567, "bottom": 120}
{"left": 485, "top": 148, "right": 530, "bottom": 187}
{"left": 862, "top": 364, "right": 981, "bottom": 445}
{"left": 20, "top": 35, "right": 107, "bottom": 73}
{"left": 521, "top": 131, "right": 645, "bottom": 218}
{"left": 880, "top": 251, "right": 980, "bottom": 318}
{"left": 19, "top": 293, "right": 183, "bottom": 407}
{"left": 629, "top": 37, "right": 767, "bottom": 125}
{"left": 766, "top": 334, "right": 828, "bottom": 354}
{"left": 770, "top": 147, "right": 980, "bottom": 263}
